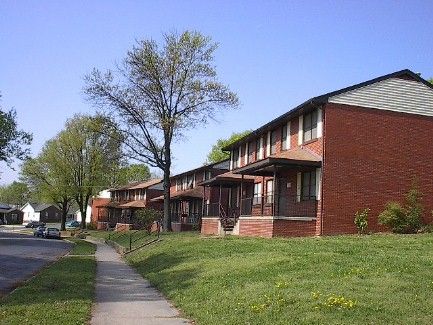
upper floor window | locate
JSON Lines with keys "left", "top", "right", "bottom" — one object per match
{"left": 281, "top": 124, "right": 288, "bottom": 150}
{"left": 303, "top": 110, "right": 318, "bottom": 142}
{"left": 247, "top": 142, "right": 254, "bottom": 163}
{"left": 233, "top": 148, "right": 240, "bottom": 169}
{"left": 176, "top": 179, "right": 181, "bottom": 191}
{"left": 270, "top": 130, "right": 277, "bottom": 155}
{"left": 256, "top": 138, "right": 261, "bottom": 160}
{"left": 204, "top": 170, "right": 212, "bottom": 180}
{"left": 301, "top": 171, "right": 316, "bottom": 201}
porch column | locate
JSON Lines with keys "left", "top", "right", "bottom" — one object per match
{"left": 201, "top": 186, "right": 206, "bottom": 217}
{"left": 273, "top": 167, "right": 277, "bottom": 216}
{"left": 261, "top": 176, "right": 265, "bottom": 216}
{"left": 218, "top": 184, "right": 222, "bottom": 217}
{"left": 240, "top": 175, "right": 244, "bottom": 216}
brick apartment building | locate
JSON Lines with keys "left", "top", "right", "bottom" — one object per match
{"left": 151, "top": 160, "right": 230, "bottom": 231}
{"left": 200, "top": 69, "right": 433, "bottom": 237}
{"left": 93, "top": 179, "right": 163, "bottom": 230}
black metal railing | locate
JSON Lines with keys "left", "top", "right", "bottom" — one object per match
{"left": 107, "top": 219, "right": 161, "bottom": 253}
{"left": 241, "top": 194, "right": 317, "bottom": 218}
{"left": 205, "top": 195, "right": 317, "bottom": 219}
{"left": 171, "top": 212, "right": 201, "bottom": 224}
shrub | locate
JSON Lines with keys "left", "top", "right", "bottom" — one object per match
{"left": 354, "top": 208, "right": 369, "bottom": 234}
{"left": 378, "top": 182, "right": 424, "bottom": 234}
{"left": 135, "top": 208, "right": 162, "bottom": 233}
{"left": 86, "top": 222, "right": 97, "bottom": 230}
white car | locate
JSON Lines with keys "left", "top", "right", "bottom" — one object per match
{"left": 45, "top": 227, "right": 61, "bottom": 239}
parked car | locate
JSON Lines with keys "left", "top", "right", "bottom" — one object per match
{"left": 33, "top": 226, "right": 46, "bottom": 237}
{"left": 65, "top": 220, "right": 80, "bottom": 229}
{"left": 25, "top": 221, "right": 46, "bottom": 228}
{"left": 45, "top": 227, "right": 61, "bottom": 239}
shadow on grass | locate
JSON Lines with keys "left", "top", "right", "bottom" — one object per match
{"left": 129, "top": 252, "right": 202, "bottom": 293}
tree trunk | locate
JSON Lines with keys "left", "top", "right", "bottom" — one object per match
{"left": 60, "top": 198, "right": 68, "bottom": 231}
{"left": 163, "top": 136, "right": 172, "bottom": 231}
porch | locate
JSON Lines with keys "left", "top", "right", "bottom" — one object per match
{"left": 200, "top": 149, "right": 322, "bottom": 237}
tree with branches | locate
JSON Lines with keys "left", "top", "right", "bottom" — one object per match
{"left": 84, "top": 30, "right": 239, "bottom": 230}
{"left": 0, "top": 93, "right": 32, "bottom": 170}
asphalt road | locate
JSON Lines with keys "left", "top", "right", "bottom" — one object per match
{"left": 0, "top": 231, "right": 72, "bottom": 297}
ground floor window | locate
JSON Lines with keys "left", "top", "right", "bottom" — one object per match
{"left": 253, "top": 183, "right": 262, "bottom": 205}
{"left": 266, "top": 180, "right": 274, "bottom": 204}
{"left": 301, "top": 171, "right": 316, "bottom": 200}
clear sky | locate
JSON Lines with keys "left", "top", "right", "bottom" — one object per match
{"left": 1, "top": 0, "right": 432, "bottom": 185}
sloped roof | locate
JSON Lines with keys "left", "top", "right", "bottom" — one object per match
{"left": 34, "top": 203, "right": 56, "bottom": 212}
{"left": 151, "top": 186, "right": 204, "bottom": 202}
{"left": 109, "top": 178, "right": 163, "bottom": 192}
{"left": 199, "top": 170, "right": 255, "bottom": 186}
{"left": 128, "top": 179, "right": 162, "bottom": 190}
{"left": 223, "top": 69, "right": 431, "bottom": 151}
{"left": 118, "top": 200, "right": 147, "bottom": 208}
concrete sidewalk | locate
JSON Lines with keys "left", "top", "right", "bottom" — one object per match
{"left": 87, "top": 238, "right": 190, "bottom": 325}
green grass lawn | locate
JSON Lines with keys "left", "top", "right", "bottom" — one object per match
{"left": 87, "top": 230, "right": 158, "bottom": 251}
{"left": 68, "top": 238, "right": 97, "bottom": 255}
{"left": 125, "top": 232, "right": 433, "bottom": 325}
{"left": 0, "top": 244, "right": 96, "bottom": 324}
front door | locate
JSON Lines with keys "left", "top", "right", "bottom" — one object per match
{"left": 277, "top": 178, "right": 287, "bottom": 216}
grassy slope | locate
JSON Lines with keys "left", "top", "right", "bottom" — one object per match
{"left": 0, "top": 241, "right": 96, "bottom": 325}
{"left": 87, "top": 230, "right": 157, "bottom": 250}
{"left": 69, "top": 238, "right": 97, "bottom": 255}
{"left": 126, "top": 232, "right": 433, "bottom": 325}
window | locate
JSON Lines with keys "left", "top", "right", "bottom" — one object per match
{"left": 270, "top": 130, "right": 277, "bottom": 155}
{"left": 186, "top": 174, "right": 194, "bottom": 189}
{"left": 281, "top": 124, "right": 288, "bottom": 150}
{"left": 204, "top": 170, "right": 212, "bottom": 180}
{"left": 233, "top": 148, "right": 240, "bottom": 169}
{"left": 253, "top": 183, "right": 262, "bottom": 205}
{"left": 176, "top": 179, "right": 182, "bottom": 191}
{"left": 303, "top": 110, "right": 318, "bottom": 142}
{"left": 247, "top": 142, "right": 254, "bottom": 163}
{"left": 301, "top": 171, "right": 316, "bottom": 200}
{"left": 266, "top": 180, "right": 274, "bottom": 204}
{"left": 256, "top": 138, "right": 261, "bottom": 160}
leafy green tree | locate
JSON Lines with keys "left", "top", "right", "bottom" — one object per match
{"left": 0, "top": 181, "right": 30, "bottom": 206}
{"left": 114, "top": 164, "right": 151, "bottom": 186}
{"left": 85, "top": 30, "right": 239, "bottom": 231}
{"left": 0, "top": 94, "right": 32, "bottom": 168}
{"left": 57, "top": 115, "right": 122, "bottom": 229}
{"left": 21, "top": 139, "right": 76, "bottom": 231}
{"left": 206, "top": 130, "right": 251, "bottom": 163}
{"left": 428, "top": 78, "right": 433, "bottom": 84}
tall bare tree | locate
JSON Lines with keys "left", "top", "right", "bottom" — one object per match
{"left": 84, "top": 30, "right": 239, "bottom": 230}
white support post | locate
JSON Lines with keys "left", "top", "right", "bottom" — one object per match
{"left": 298, "top": 115, "right": 303, "bottom": 145}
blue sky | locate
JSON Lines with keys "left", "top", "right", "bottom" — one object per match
{"left": 1, "top": 0, "right": 432, "bottom": 185}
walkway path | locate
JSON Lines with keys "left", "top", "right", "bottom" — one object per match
{"left": 87, "top": 238, "right": 190, "bottom": 325}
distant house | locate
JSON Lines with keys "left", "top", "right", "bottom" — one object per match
{"left": 75, "top": 204, "right": 92, "bottom": 224}
{"left": 0, "top": 203, "right": 23, "bottom": 225}
{"left": 21, "top": 202, "right": 61, "bottom": 223}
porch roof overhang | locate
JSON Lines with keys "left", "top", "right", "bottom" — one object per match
{"left": 232, "top": 149, "right": 322, "bottom": 176}
{"left": 118, "top": 200, "right": 147, "bottom": 208}
{"left": 150, "top": 187, "right": 203, "bottom": 202}
{"left": 95, "top": 201, "right": 121, "bottom": 208}
{"left": 199, "top": 171, "right": 255, "bottom": 187}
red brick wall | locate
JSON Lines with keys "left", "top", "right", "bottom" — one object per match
{"left": 273, "top": 219, "right": 317, "bottom": 237}
{"left": 91, "top": 198, "right": 110, "bottom": 223}
{"left": 239, "top": 218, "right": 273, "bottom": 237}
{"left": 201, "top": 218, "right": 219, "bottom": 235}
{"left": 322, "top": 103, "right": 433, "bottom": 235}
